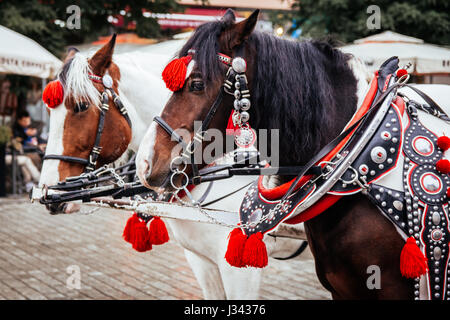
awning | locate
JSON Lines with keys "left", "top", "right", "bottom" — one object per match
{"left": 0, "top": 25, "right": 62, "bottom": 79}
{"left": 341, "top": 31, "right": 450, "bottom": 75}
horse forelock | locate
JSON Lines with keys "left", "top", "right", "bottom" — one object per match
{"left": 58, "top": 52, "right": 101, "bottom": 107}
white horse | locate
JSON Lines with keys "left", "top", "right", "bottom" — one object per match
{"left": 38, "top": 38, "right": 306, "bottom": 299}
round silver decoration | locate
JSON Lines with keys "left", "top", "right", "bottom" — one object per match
{"left": 433, "top": 212, "right": 441, "bottom": 225}
{"left": 248, "top": 208, "right": 262, "bottom": 227}
{"left": 432, "top": 229, "right": 443, "bottom": 241}
{"left": 234, "top": 99, "right": 241, "bottom": 110}
{"left": 381, "top": 131, "right": 392, "bottom": 141}
{"left": 235, "top": 127, "right": 256, "bottom": 149}
{"left": 370, "top": 146, "right": 387, "bottom": 164}
{"left": 239, "top": 98, "right": 251, "bottom": 111}
{"left": 240, "top": 111, "right": 250, "bottom": 123}
{"left": 420, "top": 173, "right": 442, "bottom": 194}
{"left": 393, "top": 200, "right": 403, "bottom": 211}
{"left": 413, "top": 136, "right": 434, "bottom": 156}
{"left": 434, "top": 246, "right": 442, "bottom": 260}
{"left": 102, "top": 74, "right": 113, "bottom": 88}
{"left": 358, "top": 164, "right": 369, "bottom": 175}
{"left": 232, "top": 57, "right": 247, "bottom": 73}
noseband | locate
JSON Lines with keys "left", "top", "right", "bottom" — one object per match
{"left": 44, "top": 72, "right": 132, "bottom": 173}
{"left": 154, "top": 45, "right": 253, "bottom": 188}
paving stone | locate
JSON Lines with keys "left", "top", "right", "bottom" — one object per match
{"left": 0, "top": 197, "right": 330, "bottom": 300}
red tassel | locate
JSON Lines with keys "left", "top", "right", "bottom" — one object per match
{"left": 396, "top": 69, "right": 408, "bottom": 78}
{"left": 400, "top": 237, "right": 428, "bottom": 278}
{"left": 241, "top": 232, "right": 268, "bottom": 268}
{"left": 225, "top": 228, "right": 248, "bottom": 267}
{"left": 148, "top": 217, "right": 170, "bottom": 245}
{"left": 226, "top": 110, "right": 240, "bottom": 136}
{"left": 437, "top": 136, "right": 450, "bottom": 151}
{"left": 122, "top": 212, "right": 140, "bottom": 244}
{"left": 132, "top": 221, "right": 152, "bottom": 252}
{"left": 42, "top": 80, "right": 64, "bottom": 108}
{"left": 446, "top": 187, "right": 450, "bottom": 199}
{"left": 436, "top": 159, "right": 450, "bottom": 174}
{"left": 162, "top": 56, "right": 192, "bottom": 92}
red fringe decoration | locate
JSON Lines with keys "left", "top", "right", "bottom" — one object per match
{"left": 42, "top": 80, "right": 64, "bottom": 108}
{"left": 400, "top": 237, "right": 428, "bottom": 278}
{"left": 162, "top": 56, "right": 192, "bottom": 92}
{"left": 241, "top": 232, "right": 268, "bottom": 268}
{"left": 225, "top": 228, "right": 248, "bottom": 267}
{"left": 148, "top": 217, "right": 170, "bottom": 245}
{"left": 132, "top": 221, "right": 152, "bottom": 252}
{"left": 436, "top": 159, "right": 450, "bottom": 174}
{"left": 122, "top": 212, "right": 140, "bottom": 244}
{"left": 437, "top": 136, "right": 450, "bottom": 151}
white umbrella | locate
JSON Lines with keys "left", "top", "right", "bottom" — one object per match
{"left": 0, "top": 25, "right": 62, "bottom": 79}
{"left": 340, "top": 31, "right": 450, "bottom": 75}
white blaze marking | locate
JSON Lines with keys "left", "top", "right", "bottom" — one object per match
{"left": 39, "top": 105, "right": 67, "bottom": 187}
{"left": 136, "top": 121, "right": 157, "bottom": 187}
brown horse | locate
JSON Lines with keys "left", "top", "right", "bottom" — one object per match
{"left": 39, "top": 35, "right": 170, "bottom": 213}
{"left": 137, "top": 9, "right": 415, "bottom": 299}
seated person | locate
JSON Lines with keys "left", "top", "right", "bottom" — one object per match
{"left": 13, "top": 110, "right": 47, "bottom": 152}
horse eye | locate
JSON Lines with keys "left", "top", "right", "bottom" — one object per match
{"left": 74, "top": 102, "right": 89, "bottom": 113}
{"left": 190, "top": 81, "right": 204, "bottom": 92}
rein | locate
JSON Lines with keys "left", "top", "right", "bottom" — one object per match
{"left": 43, "top": 72, "right": 132, "bottom": 173}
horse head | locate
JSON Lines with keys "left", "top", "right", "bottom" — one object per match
{"left": 40, "top": 35, "right": 132, "bottom": 213}
{"left": 136, "top": 9, "right": 260, "bottom": 191}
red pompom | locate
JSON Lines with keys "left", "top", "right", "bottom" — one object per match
{"left": 42, "top": 80, "right": 64, "bottom": 108}
{"left": 132, "top": 220, "right": 152, "bottom": 252}
{"left": 437, "top": 136, "right": 450, "bottom": 151}
{"left": 241, "top": 232, "right": 268, "bottom": 268}
{"left": 400, "top": 237, "right": 428, "bottom": 278}
{"left": 162, "top": 56, "right": 192, "bottom": 92}
{"left": 396, "top": 69, "right": 408, "bottom": 78}
{"left": 148, "top": 217, "right": 170, "bottom": 245}
{"left": 225, "top": 228, "right": 248, "bottom": 267}
{"left": 436, "top": 159, "right": 450, "bottom": 174}
{"left": 122, "top": 212, "right": 140, "bottom": 244}
{"left": 446, "top": 187, "right": 450, "bottom": 199}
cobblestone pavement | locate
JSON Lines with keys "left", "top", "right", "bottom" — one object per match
{"left": 0, "top": 196, "right": 330, "bottom": 300}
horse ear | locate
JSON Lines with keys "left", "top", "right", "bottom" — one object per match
{"left": 229, "top": 9, "right": 259, "bottom": 49}
{"left": 64, "top": 47, "right": 79, "bottom": 64}
{"left": 89, "top": 33, "right": 117, "bottom": 76}
{"left": 222, "top": 8, "right": 236, "bottom": 23}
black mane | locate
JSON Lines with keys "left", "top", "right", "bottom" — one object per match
{"left": 179, "top": 19, "right": 358, "bottom": 166}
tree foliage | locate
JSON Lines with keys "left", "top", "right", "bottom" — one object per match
{"left": 0, "top": 0, "right": 180, "bottom": 57}
{"left": 292, "top": 0, "right": 450, "bottom": 45}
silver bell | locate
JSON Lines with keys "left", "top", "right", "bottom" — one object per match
{"left": 232, "top": 57, "right": 247, "bottom": 73}
{"left": 233, "top": 99, "right": 241, "bottom": 110}
{"left": 240, "top": 111, "right": 250, "bottom": 123}
{"left": 240, "top": 98, "right": 251, "bottom": 111}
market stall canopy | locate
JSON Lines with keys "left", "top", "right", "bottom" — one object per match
{"left": 340, "top": 31, "right": 450, "bottom": 75}
{"left": 0, "top": 25, "right": 62, "bottom": 78}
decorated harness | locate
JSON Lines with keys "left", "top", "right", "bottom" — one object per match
{"left": 39, "top": 45, "right": 450, "bottom": 300}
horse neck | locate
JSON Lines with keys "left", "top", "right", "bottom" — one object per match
{"left": 114, "top": 53, "right": 170, "bottom": 151}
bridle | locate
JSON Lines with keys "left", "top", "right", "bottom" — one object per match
{"left": 43, "top": 72, "right": 132, "bottom": 173}
{"left": 153, "top": 45, "right": 255, "bottom": 189}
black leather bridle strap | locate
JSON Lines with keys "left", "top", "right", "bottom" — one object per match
{"left": 153, "top": 116, "right": 188, "bottom": 148}
{"left": 403, "top": 84, "right": 450, "bottom": 122}
{"left": 43, "top": 154, "right": 89, "bottom": 165}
